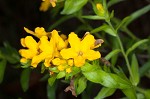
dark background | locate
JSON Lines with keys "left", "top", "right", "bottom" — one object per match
{"left": 0, "top": 0, "right": 149, "bottom": 99}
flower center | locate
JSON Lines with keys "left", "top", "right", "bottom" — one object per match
{"left": 78, "top": 51, "right": 83, "bottom": 56}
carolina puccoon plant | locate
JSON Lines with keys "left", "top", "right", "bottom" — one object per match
{"left": 0, "top": 0, "right": 150, "bottom": 98}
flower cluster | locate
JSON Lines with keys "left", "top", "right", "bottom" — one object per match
{"left": 19, "top": 27, "right": 103, "bottom": 74}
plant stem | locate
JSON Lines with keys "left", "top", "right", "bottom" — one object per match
{"left": 106, "top": 21, "right": 134, "bottom": 79}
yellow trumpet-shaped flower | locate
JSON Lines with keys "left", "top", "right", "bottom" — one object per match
{"left": 51, "top": 30, "right": 67, "bottom": 51}
{"left": 31, "top": 36, "right": 55, "bottom": 67}
{"left": 24, "top": 27, "right": 48, "bottom": 38}
{"left": 19, "top": 36, "right": 39, "bottom": 63}
{"left": 40, "top": 0, "right": 57, "bottom": 12}
{"left": 60, "top": 32, "right": 101, "bottom": 67}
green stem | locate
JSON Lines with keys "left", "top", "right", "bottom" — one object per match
{"left": 106, "top": 21, "right": 134, "bottom": 79}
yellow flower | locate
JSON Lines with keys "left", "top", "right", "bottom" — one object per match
{"left": 24, "top": 27, "right": 48, "bottom": 38}
{"left": 51, "top": 30, "right": 67, "bottom": 50}
{"left": 31, "top": 36, "right": 55, "bottom": 67}
{"left": 40, "top": 0, "right": 57, "bottom": 12}
{"left": 57, "top": 65, "right": 65, "bottom": 71}
{"left": 66, "top": 68, "right": 71, "bottom": 73}
{"left": 60, "top": 32, "right": 101, "bottom": 67}
{"left": 52, "top": 58, "right": 61, "bottom": 65}
{"left": 68, "top": 59, "right": 73, "bottom": 66}
{"left": 19, "top": 36, "right": 39, "bottom": 61}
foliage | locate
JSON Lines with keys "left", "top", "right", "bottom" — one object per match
{"left": 0, "top": 0, "right": 150, "bottom": 98}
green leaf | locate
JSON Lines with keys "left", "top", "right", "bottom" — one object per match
{"left": 82, "top": 15, "right": 105, "bottom": 20}
{"left": 48, "top": 74, "right": 57, "bottom": 86}
{"left": 81, "top": 63, "right": 131, "bottom": 89}
{"left": 105, "top": 49, "right": 121, "bottom": 60}
{"left": 94, "top": 87, "right": 116, "bottom": 99}
{"left": 76, "top": 76, "right": 87, "bottom": 95}
{"left": 130, "top": 54, "right": 139, "bottom": 86}
{"left": 91, "top": 24, "right": 117, "bottom": 37}
{"left": 81, "top": 62, "right": 100, "bottom": 72}
{"left": 122, "top": 88, "right": 137, "bottom": 99}
{"left": 139, "top": 60, "right": 150, "bottom": 77}
{"left": 56, "top": 71, "right": 66, "bottom": 79}
{"left": 2, "top": 42, "right": 20, "bottom": 64}
{"left": 108, "top": 0, "right": 124, "bottom": 8}
{"left": 116, "top": 16, "right": 130, "bottom": 31}
{"left": 125, "top": 5, "right": 150, "bottom": 26}
{"left": 47, "top": 83, "right": 56, "bottom": 99}
{"left": 0, "top": 59, "right": 7, "bottom": 83}
{"left": 61, "top": 0, "right": 88, "bottom": 15}
{"left": 126, "top": 39, "right": 149, "bottom": 56}
{"left": 20, "top": 68, "right": 31, "bottom": 92}
{"left": 144, "top": 89, "right": 150, "bottom": 99}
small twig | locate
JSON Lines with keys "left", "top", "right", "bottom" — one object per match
{"left": 64, "top": 77, "right": 77, "bottom": 97}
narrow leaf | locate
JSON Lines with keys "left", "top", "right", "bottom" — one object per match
{"left": 116, "top": 16, "right": 130, "bottom": 31}
{"left": 91, "top": 24, "right": 117, "bottom": 37}
{"left": 94, "top": 87, "right": 116, "bottom": 99}
{"left": 139, "top": 60, "right": 150, "bottom": 77}
{"left": 126, "top": 39, "right": 149, "bottom": 56}
{"left": 122, "top": 88, "right": 137, "bottom": 99}
{"left": 125, "top": 5, "right": 150, "bottom": 26}
{"left": 61, "top": 0, "right": 88, "bottom": 14}
{"left": 20, "top": 68, "right": 31, "bottom": 92}
{"left": 56, "top": 71, "right": 65, "bottom": 79}
{"left": 81, "top": 63, "right": 131, "bottom": 89}
{"left": 48, "top": 74, "right": 57, "bottom": 86}
{"left": 108, "top": 0, "right": 124, "bottom": 8}
{"left": 82, "top": 15, "right": 105, "bottom": 20}
{"left": 105, "top": 49, "right": 121, "bottom": 60}
{"left": 47, "top": 83, "right": 56, "bottom": 99}
{"left": 131, "top": 54, "right": 139, "bottom": 86}
{"left": 76, "top": 76, "right": 87, "bottom": 95}
{"left": 0, "top": 59, "right": 7, "bottom": 83}
{"left": 144, "top": 89, "right": 150, "bottom": 99}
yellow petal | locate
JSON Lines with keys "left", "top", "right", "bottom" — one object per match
{"left": 66, "top": 68, "right": 71, "bottom": 73}
{"left": 34, "top": 27, "right": 47, "bottom": 38}
{"left": 60, "top": 48, "right": 77, "bottom": 59}
{"left": 96, "top": 3, "right": 104, "bottom": 13}
{"left": 19, "top": 49, "right": 37, "bottom": 59}
{"left": 39, "top": 0, "right": 50, "bottom": 11}
{"left": 81, "top": 34, "right": 95, "bottom": 52}
{"left": 51, "top": 30, "right": 67, "bottom": 50}
{"left": 44, "top": 58, "right": 52, "bottom": 67}
{"left": 20, "top": 58, "right": 28, "bottom": 63}
{"left": 52, "top": 58, "right": 61, "bottom": 65}
{"left": 51, "top": 2, "right": 56, "bottom": 7}
{"left": 74, "top": 56, "right": 85, "bottom": 67}
{"left": 68, "top": 59, "right": 73, "bottom": 66}
{"left": 24, "top": 36, "right": 38, "bottom": 50}
{"left": 20, "top": 38, "right": 26, "bottom": 47}
{"left": 57, "top": 65, "right": 65, "bottom": 71}
{"left": 39, "top": 36, "right": 54, "bottom": 53}
{"left": 68, "top": 32, "right": 80, "bottom": 51}
{"left": 84, "top": 50, "right": 101, "bottom": 60}
{"left": 24, "top": 27, "right": 35, "bottom": 35}
{"left": 60, "top": 34, "right": 67, "bottom": 40}
{"left": 31, "top": 52, "right": 47, "bottom": 67}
